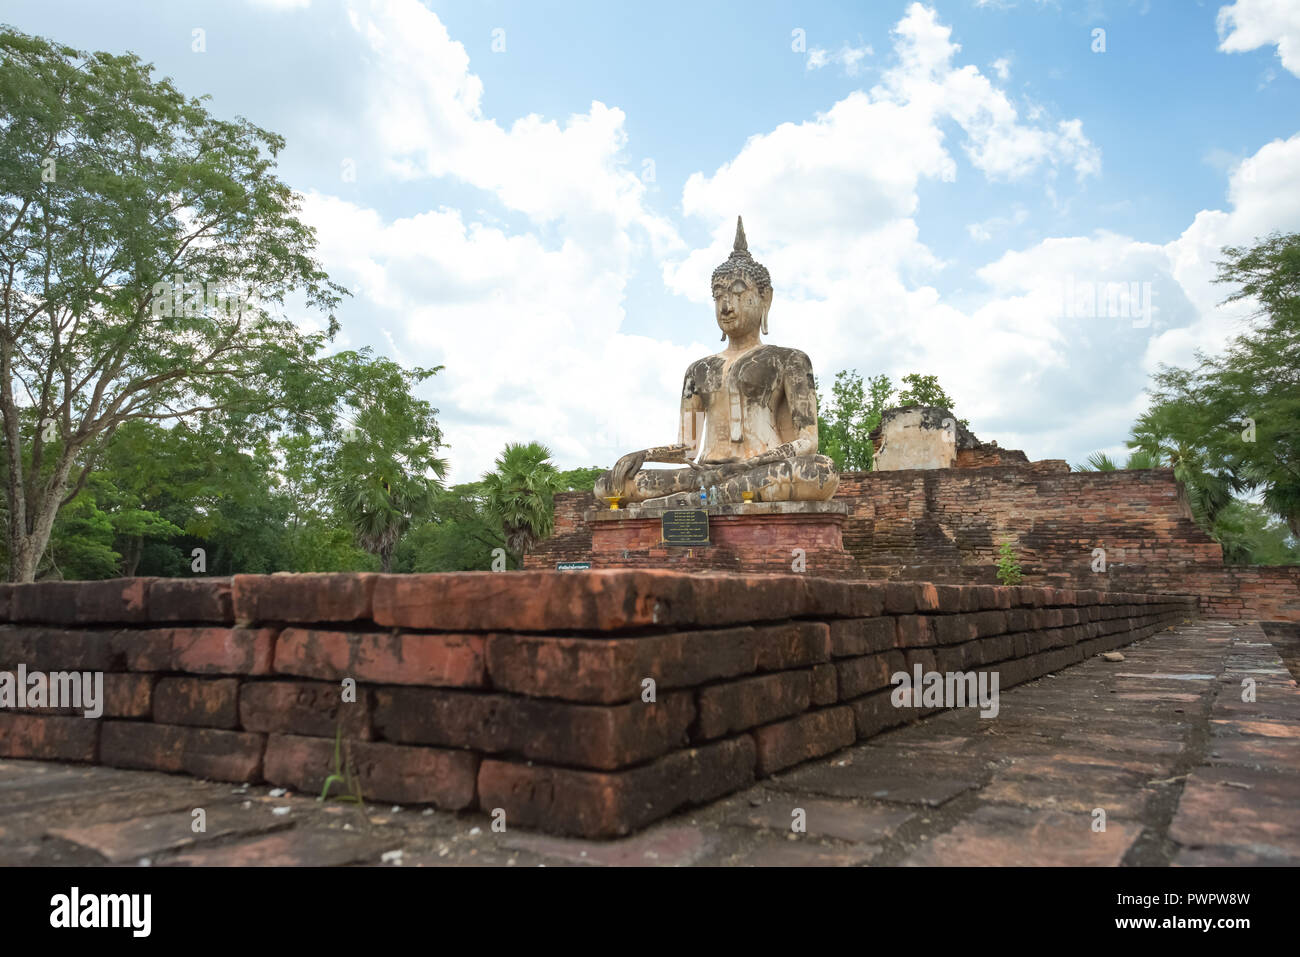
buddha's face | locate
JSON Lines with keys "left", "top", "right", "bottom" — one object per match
{"left": 712, "top": 273, "right": 770, "bottom": 340}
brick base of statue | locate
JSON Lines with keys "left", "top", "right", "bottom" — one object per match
{"left": 588, "top": 501, "right": 862, "bottom": 578}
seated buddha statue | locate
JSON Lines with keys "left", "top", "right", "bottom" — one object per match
{"left": 595, "top": 217, "right": 839, "bottom": 508}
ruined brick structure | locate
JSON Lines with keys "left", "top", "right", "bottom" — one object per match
{"left": 0, "top": 572, "right": 1192, "bottom": 837}
{"left": 528, "top": 465, "right": 1300, "bottom": 621}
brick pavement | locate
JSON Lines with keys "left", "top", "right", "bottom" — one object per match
{"left": 1, "top": 618, "right": 1294, "bottom": 866}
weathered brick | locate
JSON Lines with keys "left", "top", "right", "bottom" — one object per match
{"left": 107, "top": 628, "right": 174, "bottom": 671}
{"left": 373, "top": 688, "right": 695, "bottom": 770}
{"left": 153, "top": 677, "right": 240, "bottom": 728}
{"left": 828, "top": 617, "right": 894, "bottom": 657}
{"left": 811, "top": 663, "right": 838, "bottom": 706}
{"left": 884, "top": 583, "right": 921, "bottom": 614}
{"left": 239, "top": 680, "right": 372, "bottom": 739}
{"left": 801, "top": 579, "right": 885, "bottom": 618}
{"left": 8, "top": 580, "right": 150, "bottom": 625}
{"left": 971, "top": 610, "right": 1009, "bottom": 638}
{"left": 232, "top": 573, "right": 377, "bottom": 624}
{"left": 905, "top": 647, "right": 938, "bottom": 673}
{"left": 0, "top": 712, "right": 98, "bottom": 761}
{"left": 172, "top": 627, "right": 275, "bottom": 675}
{"left": 8, "top": 582, "right": 87, "bottom": 624}
{"left": 274, "top": 628, "right": 484, "bottom": 687}
{"left": 933, "top": 614, "right": 977, "bottom": 646}
{"left": 485, "top": 634, "right": 642, "bottom": 702}
{"left": 372, "top": 570, "right": 818, "bottom": 632}
{"left": 100, "top": 722, "right": 264, "bottom": 782}
{"left": 913, "top": 583, "right": 941, "bottom": 612}
{"left": 753, "top": 706, "right": 856, "bottom": 775}
{"left": 850, "top": 686, "right": 916, "bottom": 739}
{"left": 148, "top": 578, "right": 233, "bottom": 623}
{"left": 0, "top": 626, "right": 117, "bottom": 671}
{"left": 485, "top": 622, "right": 828, "bottom": 703}
{"left": 895, "top": 615, "right": 935, "bottom": 648}
{"left": 262, "top": 734, "right": 476, "bottom": 808}
{"left": 932, "top": 585, "right": 962, "bottom": 614}
{"left": 478, "top": 736, "right": 756, "bottom": 838}
{"left": 76, "top": 579, "right": 149, "bottom": 624}
{"left": 1005, "top": 608, "right": 1034, "bottom": 632}
{"left": 836, "top": 651, "right": 905, "bottom": 700}
{"left": 752, "top": 621, "right": 831, "bottom": 670}
{"left": 104, "top": 673, "right": 153, "bottom": 718}
{"left": 695, "top": 671, "right": 811, "bottom": 739}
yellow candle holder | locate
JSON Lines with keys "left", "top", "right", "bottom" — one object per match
{"left": 604, "top": 495, "right": 624, "bottom": 511}
{"left": 741, "top": 491, "right": 755, "bottom": 503}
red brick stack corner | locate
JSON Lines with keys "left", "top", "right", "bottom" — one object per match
{"left": 0, "top": 572, "right": 1195, "bottom": 838}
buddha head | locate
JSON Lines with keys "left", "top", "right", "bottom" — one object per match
{"left": 711, "top": 216, "right": 772, "bottom": 342}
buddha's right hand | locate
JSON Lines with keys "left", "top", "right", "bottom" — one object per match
{"left": 609, "top": 450, "right": 647, "bottom": 490}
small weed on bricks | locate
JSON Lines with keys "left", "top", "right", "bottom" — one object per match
{"left": 891, "top": 665, "right": 1000, "bottom": 718}
{"left": 0, "top": 665, "right": 103, "bottom": 718}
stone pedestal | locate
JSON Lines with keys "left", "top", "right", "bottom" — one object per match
{"left": 588, "top": 501, "right": 861, "bottom": 578}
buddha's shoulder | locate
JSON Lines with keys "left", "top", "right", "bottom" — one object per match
{"left": 688, "top": 345, "right": 811, "bottom": 369}
{"left": 752, "top": 344, "right": 813, "bottom": 368}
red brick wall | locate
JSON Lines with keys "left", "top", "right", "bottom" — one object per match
{"left": 0, "top": 572, "right": 1192, "bottom": 838}
{"left": 527, "top": 491, "right": 596, "bottom": 567}
{"left": 528, "top": 467, "right": 1300, "bottom": 620}
{"left": 954, "top": 447, "right": 1031, "bottom": 468}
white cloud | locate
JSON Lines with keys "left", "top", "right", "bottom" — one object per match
{"left": 1218, "top": 0, "right": 1300, "bottom": 77}
{"left": 806, "top": 44, "right": 873, "bottom": 76}
{"left": 968, "top": 132, "right": 1300, "bottom": 452}
{"left": 967, "top": 205, "right": 1028, "bottom": 241}
{"left": 991, "top": 57, "right": 1011, "bottom": 81}
{"left": 289, "top": 0, "right": 1299, "bottom": 481}
{"left": 873, "top": 4, "right": 1099, "bottom": 181}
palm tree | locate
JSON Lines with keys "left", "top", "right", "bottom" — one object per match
{"left": 481, "top": 442, "right": 565, "bottom": 567}
{"left": 331, "top": 469, "right": 443, "bottom": 572}
{"left": 1072, "top": 449, "right": 1164, "bottom": 472}
{"left": 1072, "top": 451, "right": 1120, "bottom": 471}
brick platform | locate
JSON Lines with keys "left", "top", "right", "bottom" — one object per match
{"left": 527, "top": 469, "right": 1300, "bottom": 621}
{"left": 588, "top": 502, "right": 861, "bottom": 577}
{"left": 0, "top": 572, "right": 1195, "bottom": 838}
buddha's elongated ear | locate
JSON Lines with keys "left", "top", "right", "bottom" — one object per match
{"left": 760, "top": 308, "right": 769, "bottom": 336}
{"left": 720, "top": 329, "right": 727, "bottom": 341}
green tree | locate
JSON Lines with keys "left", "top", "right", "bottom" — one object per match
{"left": 1125, "top": 232, "right": 1299, "bottom": 537}
{"left": 818, "top": 370, "right": 968, "bottom": 470}
{"left": 818, "top": 371, "right": 891, "bottom": 471}
{"left": 896, "top": 373, "right": 969, "bottom": 428}
{"left": 0, "top": 29, "right": 345, "bottom": 580}
{"left": 482, "top": 442, "right": 565, "bottom": 567}
{"left": 322, "top": 354, "right": 447, "bottom": 573}
{"left": 395, "top": 481, "right": 504, "bottom": 573}
{"left": 1212, "top": 500, "right": 1300, "bottom": 565}
{"left": 558, "top": 466, "right": 607, "bottom": 492}
{"left": 1071, "top": 449, "right": 1162, "bottom": 472}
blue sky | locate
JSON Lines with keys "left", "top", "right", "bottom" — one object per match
{"left": 5, "top": 0, "right": 1299, "bottom": 479}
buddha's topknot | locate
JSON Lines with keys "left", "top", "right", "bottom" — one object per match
{"left": 711, "top": 216, "right": 771, "bottom": 296}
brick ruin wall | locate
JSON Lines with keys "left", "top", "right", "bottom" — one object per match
{"left": 529, "top": 466, "right": 1300, "bottom": 621}
{"left": 0, "top": 572, "right": 1192, "bottom": 838}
